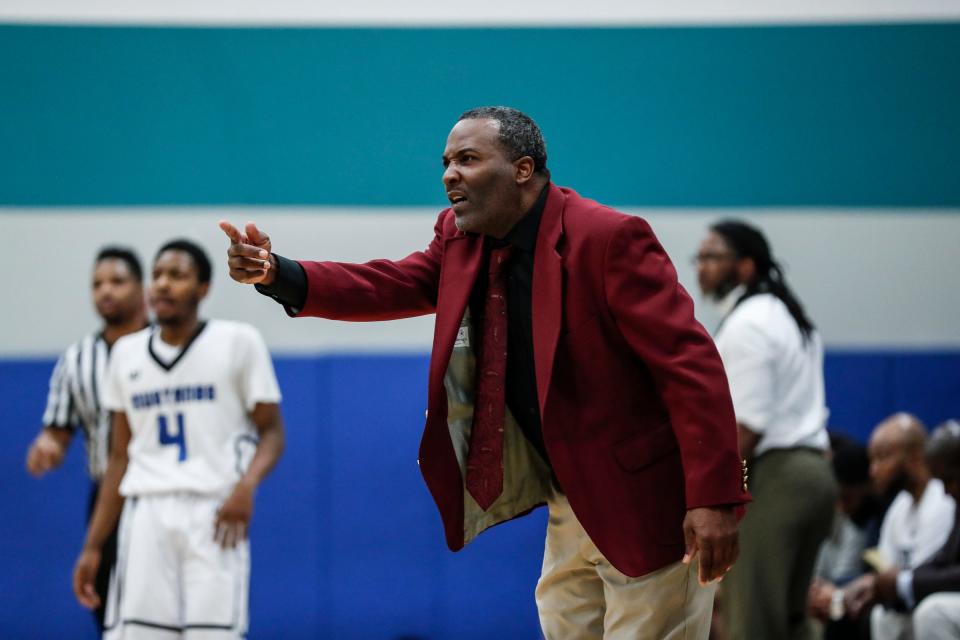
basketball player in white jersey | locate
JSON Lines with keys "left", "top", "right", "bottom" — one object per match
{"left": 72, "top": 239, "right": 285, "bottom": 639}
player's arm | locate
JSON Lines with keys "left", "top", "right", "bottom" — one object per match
{"left": 215, "top": 402, "right": 285, "bottom": 548}
{"left": 73, "top": 410, "right": 131, "bottom": 610}
{"left": 25, "top": 426, "right": 74, "bottom": 477}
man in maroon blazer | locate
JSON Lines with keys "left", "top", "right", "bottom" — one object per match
{"left": 220, "top": 106, "right": 748, "bottom": 638}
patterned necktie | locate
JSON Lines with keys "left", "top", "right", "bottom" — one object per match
{"left": 466, "top": 245, "right": 514, "bottom": 511}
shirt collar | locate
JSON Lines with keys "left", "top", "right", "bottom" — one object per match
{"left": 715, "top": 284, "right": 747, "bottom": 319}
{"left": 497, "top": 182, "right": 549, "bottom": 253}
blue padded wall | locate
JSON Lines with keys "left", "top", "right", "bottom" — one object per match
{"left": 2, "top": 350, "right": 958, "bottom": 637}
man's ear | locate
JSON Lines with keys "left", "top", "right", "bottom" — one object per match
{"left": 197, "top": 282, "right": 211, "bottom": 302}
{"left": 515, "top": 156, "right": 535, "bottom": 184}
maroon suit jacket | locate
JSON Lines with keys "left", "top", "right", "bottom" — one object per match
{"left": 297, "top": 184, "right": 748, "bottom": 577}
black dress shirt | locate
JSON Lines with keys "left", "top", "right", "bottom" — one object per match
{"left": 257, "top": 184, "right": 552, "bottom": 468}
{"left": 470, "top": 185, "right": 549, "bottom": 468}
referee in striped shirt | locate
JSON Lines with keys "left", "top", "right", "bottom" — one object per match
{"left": 25, "top": 246, "right": 147, "bottom": 631}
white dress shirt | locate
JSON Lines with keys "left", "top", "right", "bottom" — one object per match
{"left": 715, "top": 292, "right": 830, "bottom": 457}
{"left": 879, "top": 478, "right": 956, "bottom": 571}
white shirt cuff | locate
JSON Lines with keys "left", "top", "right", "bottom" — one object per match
{"left": 896, "top": 569, "right": 916, "bottom": 609}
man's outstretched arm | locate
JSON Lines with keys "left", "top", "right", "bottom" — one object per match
{"left": 219, "top": 215, "right": 446, "bottom": 321}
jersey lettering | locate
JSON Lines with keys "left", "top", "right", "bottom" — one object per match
{"left": 132, "top": 385, "right": 216, "bottom": 410}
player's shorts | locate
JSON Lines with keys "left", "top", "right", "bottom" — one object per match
{"left": 103, "top": 493, "right": 249, "bottom": 640}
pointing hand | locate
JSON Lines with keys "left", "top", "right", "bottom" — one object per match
{"left": 219, "top": 220, "right": 275, "bottom": 285}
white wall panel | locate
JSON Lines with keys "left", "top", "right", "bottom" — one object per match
{"left": 3, "top": 207, "right": 957, "bottom": 356}
{"left": 2, "top": 0, "right": 960, "bottom": 26}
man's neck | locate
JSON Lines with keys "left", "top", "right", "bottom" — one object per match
{"left": 518, "top": 178, "right": 549, "bottom": 214}
{"left": 711, "top": 284, "right": 747, "bottom": 319}
{"left": 158, "top": 316, "right": 200, "bottom": 347}
{"left": 491, "top": 179, "right": 549, "bottom": 240}
{"left": 908, "top": 471, "right": 931, "bottom": 504}
{"left": 102, "top": 312, "right": 147, "bottom": 347}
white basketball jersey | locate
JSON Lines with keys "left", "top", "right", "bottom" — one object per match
{"left": 102, "top": 319, "right": 281, "bottom": 498}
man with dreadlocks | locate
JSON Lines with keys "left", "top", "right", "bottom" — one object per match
{"left": 695, "top": 220, "right": 838, "bottom": 639}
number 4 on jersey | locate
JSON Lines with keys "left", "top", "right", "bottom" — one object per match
{"left": 158, "top": 413, "right": 187, "bottom": 462}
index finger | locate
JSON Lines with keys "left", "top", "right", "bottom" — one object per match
{"left": 709, "top": 532, "right": 733, "bottom": 578}
{"left": 218, "top": 220, "right": 243, "bottom": 244}
{"left": 698, "top": 539, "right": 716, "bottom": 585}
{"left": 245, "top": 221, "right": 268, "bottom": 246}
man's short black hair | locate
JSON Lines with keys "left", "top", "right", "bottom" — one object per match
{"left": 155, "top": 239, "right": 212, "bottom": 284}
{"left": 458, "top": 106, "right": 549, "bottom": 176}
{"left": 96, "top": 246, "right": 143, "bottom": 282}
{"left": 829, "top": 433, "right": 871, "bottom": 487}
{"left": 927, "top": 420, "right": 960, "bottom": 479}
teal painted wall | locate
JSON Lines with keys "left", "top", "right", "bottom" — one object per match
{"left": 2, "top": 23, "right": 959, "bottom": 207}
{"left": 3, "top": 20, "right": 960, "bottom": 638}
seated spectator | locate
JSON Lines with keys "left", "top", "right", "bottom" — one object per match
{"left": 808, "top": 434, "right": 886, "bottom": 639}
{"left": 844, "top": 415, "right": 957, "bottom": 639}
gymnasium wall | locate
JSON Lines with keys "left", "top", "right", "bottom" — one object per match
{"left": 2, "top": 3, "right": 959, "bottom": 637}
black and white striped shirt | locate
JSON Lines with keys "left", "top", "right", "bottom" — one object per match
{"left": 42, "top": 331, "right": 112, "bottom": 479}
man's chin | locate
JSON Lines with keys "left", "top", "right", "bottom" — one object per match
{"left": 702, "top": 280, "right": 739, "bottom": 303}
{"left": 154, "top": 313, "right": 180, "bottom": 327}
{"left": 453, "top": 212, "right": 477, "bottom": 234}
{"left": 102, "top": 308, "right": 138, "bottom": 325}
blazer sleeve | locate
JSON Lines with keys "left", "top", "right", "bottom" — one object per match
{"left": 603, "top": 215, "right": 748, "bottom": 509}
{"left": 912, "top": 517, "right": 960, "bottom": 604}
{"left": 295, "top": 212, "right": 446, "bottom": 321}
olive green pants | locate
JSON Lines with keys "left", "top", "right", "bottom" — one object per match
{"left": 721, "top": 448, "right": 838, "bottom": 640}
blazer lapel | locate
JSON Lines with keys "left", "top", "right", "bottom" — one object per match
{"left": 430, "top": 233, "right": 484, "bottom": 388}
{"left": 420, "top": 230, "right": 484, "bottom": 550}
{"left": 532, "top": 184, "right": 565, "bottom": 415}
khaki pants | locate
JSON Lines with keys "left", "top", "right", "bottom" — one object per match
{"left": 535, "top": 492, "right": 715, "bottom": 640}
